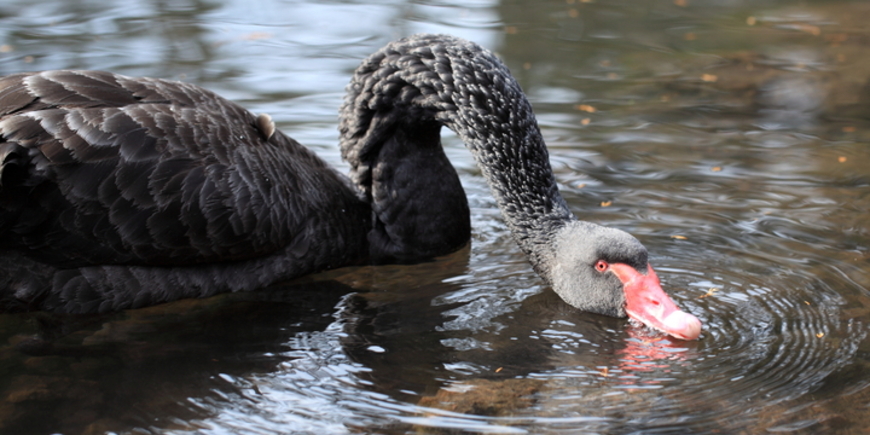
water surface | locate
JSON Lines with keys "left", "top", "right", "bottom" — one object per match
{"left": 1, "top": 0, "right": 870, "bottom": 434}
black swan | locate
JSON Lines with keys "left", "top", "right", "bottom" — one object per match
{"left": 0, "top": 34, "right": 701, "bottom": 340}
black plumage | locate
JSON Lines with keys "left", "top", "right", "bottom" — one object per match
{"left": 0, "top": 66, "right": 370, "bottom": 312}
{"left": 0, "top": 35, "right": 698, "bottom": 340}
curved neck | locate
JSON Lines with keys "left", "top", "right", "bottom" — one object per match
{"left": 339, "top": 34, "right": 573, "bottom": 265}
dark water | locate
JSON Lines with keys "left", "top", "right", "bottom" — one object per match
{"left": 2, "top": 0, "right": 870, "bottom": 434}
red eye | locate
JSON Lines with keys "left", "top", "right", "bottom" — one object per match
{"left": 594, "top": 260, "right": 609, "bottom": 273}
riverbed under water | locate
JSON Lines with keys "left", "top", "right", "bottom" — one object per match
{"left": 1, "top": 0, "right": 870, "bottom": 434}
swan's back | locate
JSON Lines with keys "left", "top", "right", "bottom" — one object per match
{"left": 0, "top": 70, "right": 358, "bottom": 268}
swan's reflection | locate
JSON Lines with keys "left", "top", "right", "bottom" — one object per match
{"left": 0, "top": 280, "right": 352, "bottom": 434}
{"left": 617, "top": 327, "right": 693, "bottom": 372}
{"left": 340, "top": 277, "right": 696, "bottom": 411}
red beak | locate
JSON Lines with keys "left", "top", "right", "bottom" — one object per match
{"left": 610, "top": 263, "right": 702, "bottom": 340}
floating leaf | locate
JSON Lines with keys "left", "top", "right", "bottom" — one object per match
{"left": 242, "top": 32, "right": 272, "bottom": 41}
{"left": 699, "top": 288, "right": 719, "bottom": 299}
{"left": 794, "top": 24, "right": 821, "bottom": 36}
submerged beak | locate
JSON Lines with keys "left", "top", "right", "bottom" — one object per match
{"left": 610, "top": 263, "right": 702, "bottom": 341}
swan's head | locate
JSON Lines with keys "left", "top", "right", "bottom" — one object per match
{"left": 547, "top": 221, "right": 702, "bottom": 340}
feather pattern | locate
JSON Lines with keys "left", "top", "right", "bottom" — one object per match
{"left": 339, "top": 34, "right": 571, "bottom": 268}
{"left": 0, "top": 35, "right": 670, "bottom": 330}
{"left": 0, "top": 70, "right": 371, "bottom": 312}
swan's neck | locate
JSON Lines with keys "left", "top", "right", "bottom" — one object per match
{"left": 340, "top": 34, "right": 573, "bottom": 268}
{"left": 452, "top": 94, "right": 573, "bottom": 239}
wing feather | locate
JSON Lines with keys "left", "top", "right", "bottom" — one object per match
{"left": 0, "top": 70, "right": 343, "bottom": 267}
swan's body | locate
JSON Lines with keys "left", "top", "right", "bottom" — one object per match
{"left": 0, "top": 34, "right": 700, "bottom": 339}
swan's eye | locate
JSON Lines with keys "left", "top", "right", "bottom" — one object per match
{"left": 594, "top": 260, "right": 609, "bottom": 273}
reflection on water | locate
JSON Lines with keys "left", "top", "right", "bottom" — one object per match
{"left": 2, "top": 0, "right": 870, "bottom": 434}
